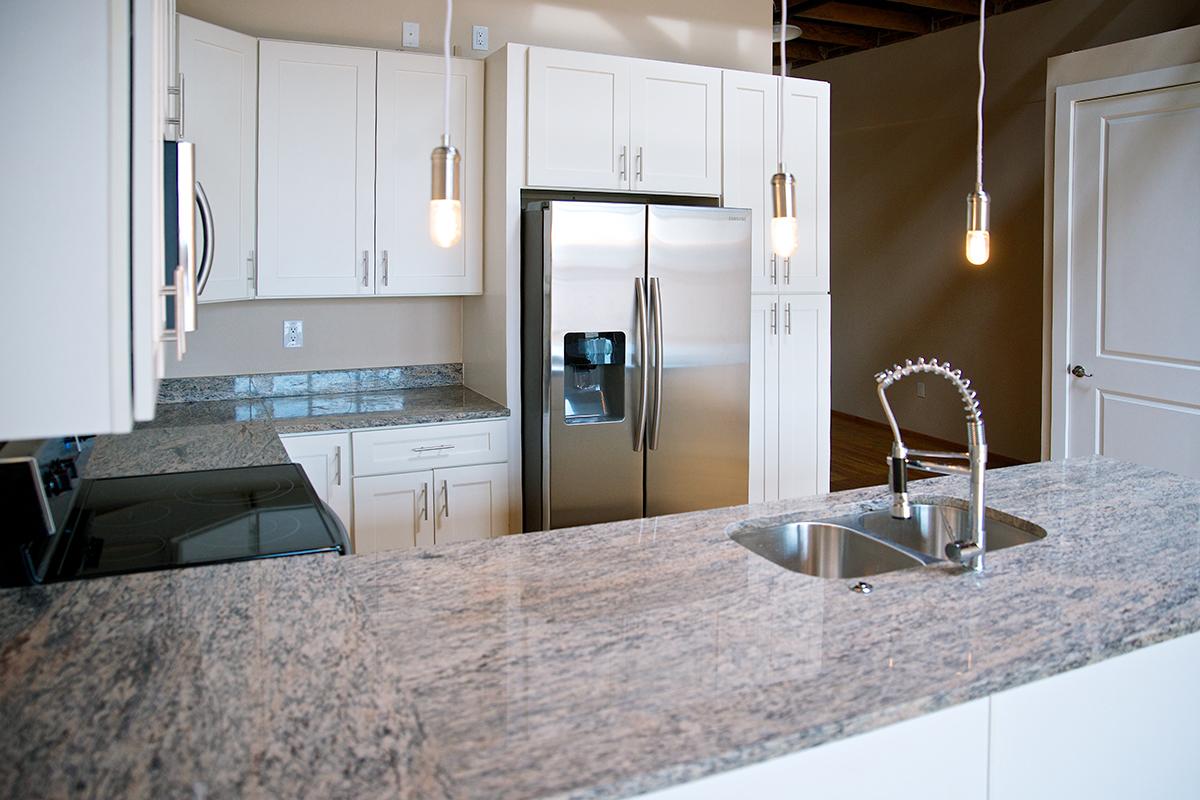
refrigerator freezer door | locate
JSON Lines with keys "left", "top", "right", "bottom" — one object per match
{"left": 546, "top": 202, "right": 648, "bottom": 530}
{"left": 645, "top": 205, "right": 751, "bottom": 516}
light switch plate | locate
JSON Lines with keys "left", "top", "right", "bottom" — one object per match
{"left": 283, "top": 320, "right": 303, "bottom": 348}
{"left": 472, "top": 25, "right": 489, "bottom": 51}
{"left": 403, "top": 21, "right": 420, "bottom": 48}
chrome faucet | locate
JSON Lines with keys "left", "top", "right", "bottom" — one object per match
{"left": 875, "top": 358, "right": 988, "bottom": 572}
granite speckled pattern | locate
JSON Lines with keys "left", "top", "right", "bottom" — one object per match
{"left": 158, "top": 363, "right": 463, "bottom": 403}
{"left": 1, "top": 457, "right": 1197, "bottom": 799}
{"left": 83, "top": 420, "right": 289, "bottom": 479}
{"left": 267, "top": 384, "right": 509, "bottom": 434}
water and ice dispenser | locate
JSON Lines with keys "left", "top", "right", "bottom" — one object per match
{"left": 563, "top": 332, "right": 625, "bottom": 424}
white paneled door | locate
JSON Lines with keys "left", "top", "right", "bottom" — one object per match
{"left": 376, "top": 51, "right": 482, "bottom": 295}
{"left": 178, "top": 15, "right": 257, "bottom": 303}
{"left": 777, "top": 294, "right": 831, "bottom": 499}
{"left": 353, "top": 471, "right": 434, "bottom": 554}
{"left": 749, "top": 295, "right": 781, "bottom": 503}
{"left": 723, "top": 71, "right": 779, "bottom": 294}
{"left": 1054, "top": 68, "right": 1200, "bottom": 479}
{"left": 434, "top": 463, "right": 509, "bottom": 545}
{"left": 258, "top": 41, "right": 376, "bottom": 297}
{"left": 629, "top": 61, "right": 721, "bottom": 195}
{"left": 780, "top": 79, "right": 829, "bottom": 293}
{"left": 280, "top": 432, "right": 352, "bottom": 535}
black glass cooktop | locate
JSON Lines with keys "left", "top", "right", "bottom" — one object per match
{"left": 42, "top": 464, "right": 345, "bottom": 582}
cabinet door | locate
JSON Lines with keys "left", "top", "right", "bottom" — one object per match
{"left": 749, "top": 295, "right": 780, "bottom": 504}
{"left": 630, "top": 61, "right": 721, "bottom": 195}
{"left": 280, "top": 432, "right": 352, "bottom": 534}
{"left": 723, "top": 71, "right": 780, "bottom": 294}
{"left": 434, "top": 463, "right": 509, "bottom": 545}
{"left": 178, "top": 15, "right": 256, "bottom": 303}
{"left": 376, "top": 52, "right": 482, "bottom": 296}
{"left": 779, "top": 78, "right": 829, "bottom": 293}
{"left": 352, "top": 471, "right": 434, "bottom": 554}
{"left": 527, "top": 48, "right": 630, "bottom": 190}
{"left": 777, "top": 295, "right": 830, "bottom": 499}
{"left": 258, "top": 40, "right": 376, "bottom": 297}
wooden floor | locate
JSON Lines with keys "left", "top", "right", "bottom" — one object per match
{"left": 830, "top": 411, "right": 1024, "bottom": 492}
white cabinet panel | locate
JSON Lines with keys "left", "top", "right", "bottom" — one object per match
{"left": 280, "top": 432, "right": 352, "bottom": 533}
{"left": 723, "top": 71, "right": 779, "bottom": 294}
{"left": 630, "top": 61, "right": 721, "bottom": 195}
{"left": 780, "top": 78, "right": 829, "bottom": 293}
{"left": 179, "top": 15, "right": 257, "bottom": 303}
{"left": 258, "top": 40, "right": 376, "bottom": 297}
{"left": 527, "top": 48, "right": 630, "bottom": 190}
{"left": 748, "top": 295, "right": 780, "bottom": 504}
{"left": 352, "top": 470, "right": 434, "bottom": 553}
{"left": 990, "top": 631, "right": 1200, "bottom": 800}
{"left": 352, "top": 419, "right": 508, "bottom": 477}
{"left": 376, "top": 52, "right": 482, "bottom": 296}
{"left": 777, "top": 294, "right": 830, "bottom": 499}
{"left": 435, "top": 463, "right": 509, "bottom": 543}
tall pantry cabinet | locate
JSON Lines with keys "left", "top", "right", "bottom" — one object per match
{"left": 723, "top": 71, "right": 830, "bottom": 503}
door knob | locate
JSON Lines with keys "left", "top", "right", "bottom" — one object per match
{"left": 1070, "top": 364, "right": 1093, "bottom": 378}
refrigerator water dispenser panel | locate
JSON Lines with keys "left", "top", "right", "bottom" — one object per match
{"left": 564, "top": 332, "right": 625, "bottom": 424}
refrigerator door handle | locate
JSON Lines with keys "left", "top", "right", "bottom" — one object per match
{"left": 648, "top": 276, "right": 664, "bottom": 450}
{"left": 635, "top": 277, "right": 649, "bottom": 451}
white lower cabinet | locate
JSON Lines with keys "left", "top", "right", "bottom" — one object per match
{"left": 353, "top": 462, "right": 508, "bottom": 554}
{"left": 749, "top": 294, "right": 830, "bottom": 502}
{"left": 279, "top": 432, "right": 352, "bottom": 532}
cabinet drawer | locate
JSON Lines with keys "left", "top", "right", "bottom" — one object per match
{"left": 352, "top": 420, "right": 507, "bottom": 476}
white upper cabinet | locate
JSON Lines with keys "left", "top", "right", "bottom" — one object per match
{"left": 178, "top": 15, "right": 257, "bottom": 303}
{"left": 722, "top": 71, "right": 780, "bottom": 294}
{"left": 526, "top": 48, "right": 721, "bottom": 195}
{"left": 257, "top": 40, "right": 377, "bottom": 298}
{"left": 527, "top": 48, "right": 631, "bottom": 191}
{"left": 376, "top": 52, "right": 482, "bottom": 296}
{"left": 780, "top": 77, "right": 829, "bottom": 293}
{"left": 629, "top": 60, "right": 721, "bottom": 195}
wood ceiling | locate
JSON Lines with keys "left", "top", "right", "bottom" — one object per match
{"left": 774, "top": 0, "right": 1054, "bottom": 71}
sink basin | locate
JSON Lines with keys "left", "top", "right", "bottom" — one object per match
{"left": 857, "top": 499, "right": 1047, "bottom": 560}
{"left": 730, "top": 521, "right": 924, "bottom": 578}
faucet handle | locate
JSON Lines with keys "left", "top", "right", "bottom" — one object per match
{"left": 945, "top": 540, "right": 982, "bottom": 565}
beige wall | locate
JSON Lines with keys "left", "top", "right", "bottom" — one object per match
{"left": 165, "top": 297, "right": 462, "bottom": 377}
{"left": 177, "top": 0, "right": 771, "bottom": 71}
{"left": 796, "top": 0, "right": 1200, "bottom": 462}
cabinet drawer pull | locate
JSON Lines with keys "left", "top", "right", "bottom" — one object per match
{"left": 412, "top": 444, "right": 456, "bottom": 453}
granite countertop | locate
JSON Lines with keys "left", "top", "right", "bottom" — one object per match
{"left": 1, "top": 456, "right": 1197, "bottom": 798}
{"left": 83, "top": 385, "right": 509, "bottom": 480}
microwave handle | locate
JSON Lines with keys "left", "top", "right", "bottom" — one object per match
{"left": 175, "top": 142, "right": 199, "bottom": 332}
{"left": 195, "top": 181, "right": 214, "bottom": 296}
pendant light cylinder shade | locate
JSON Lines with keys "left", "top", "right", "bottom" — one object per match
{"left": 430, "top": 140, "right": 462, "bottom": 248}
{"left": 965, "top": 188, "right": 990, "bottom": 266}
{"left": 770, "top": 171, "right": 800, "bottom": 258}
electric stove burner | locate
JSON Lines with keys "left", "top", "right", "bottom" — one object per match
{"left": 89, "top": 502, "right": 173, "bottom": 529}
{"left": 176, "top": 477, "right": 296, "bottom": 506}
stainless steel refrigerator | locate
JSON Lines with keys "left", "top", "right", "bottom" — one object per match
{"left": 521, "top": 201, "right": 751, "bottom": 531}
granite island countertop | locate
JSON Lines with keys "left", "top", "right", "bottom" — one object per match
{"left": 1, "top": 457, "right": 1197, "bottom": 798}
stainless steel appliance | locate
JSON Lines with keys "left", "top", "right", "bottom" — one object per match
{"left": 522, "top": 201, "right": 752, "bottom": 531}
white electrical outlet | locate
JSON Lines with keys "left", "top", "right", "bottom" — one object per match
{"left": 283, "top": 320, "right": 303, "bottom": 348}
{"left": 916, "top": 381, "right": 926, "bottom": 399}
{"left": 403, "top": 21, "right": 420, "bottom": 48}
{"left": 472, "top": 25, "right": 489, "bottom": 51}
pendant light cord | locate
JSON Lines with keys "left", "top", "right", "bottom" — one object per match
{"left": 778, "top": 0, "right": 786, "bottom": 169}
{"left": 443, "top": 0, "right": 452, "bottom": 146}
{"left": 975, "top": 0, "right": 985, "bottom": 191}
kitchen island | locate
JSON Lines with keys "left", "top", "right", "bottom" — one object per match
{"left": 0, "top": 457, "right": 1197, "bottom": 798}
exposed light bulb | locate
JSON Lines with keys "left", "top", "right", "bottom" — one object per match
{"left": 429, "top": 198, "right": 462, "bottom": 248}
{"left": 965, "top": 188, "right": 990, "bottom": 266}
{"left": 770, "top": 171, "right": 800, "bottom": 258}
{"left": 965, "top": 229, "right": 990, "bottom": 265}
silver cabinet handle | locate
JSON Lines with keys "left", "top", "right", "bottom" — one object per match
{"left": 636, "top": 145, "right": 644, "bottom": 181}
{"left": 165, "top": 72, "right": 185, "bottom": 138}
{"left": 785, "top": 302, "right": 792, "bottom": 335}
{"left": 634, "top": 277, "right": 649, "bottom": 452}
{"left": 333, "top": 445, "right": 342, "bottom": 486}
{"left": 441, "top": 479, "right": 450, "bottom": 518}
{"left": 412, "top": 444, "right": 455, "bottom": 453}
{"left": 770, "top": 253, "right": 777, "bottom": 285}
{"left": 246, "top": 250, "right": 256, "bottom": 290}
{"left": 361, "top": 250, "right": 369, "bottom": 287}
{"left": 619, "top": 145, "right": 627, "bottom": 181}
{"left": 195, "top": 181, "right": 214, "bottom": 296}
{"left": 380, "top": 250, "right": 389, "bottom": 286}
{"left": 784, "top": 257, "right": 791, "bottom": 285}
{"left": 770, "top": 302, "right": 777, "bottom": 335}
{"left": 420, "top": 481, "right": 429, "bottom": 521}
{"left": 160, "top": 264, "right": 188, "bottom": 361}
{"left": 648, "top": 276, "right": 663, "bottom": 451}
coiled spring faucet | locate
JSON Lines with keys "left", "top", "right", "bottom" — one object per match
{"left": 875, "top": 357, "right": 988, "bottom": 572}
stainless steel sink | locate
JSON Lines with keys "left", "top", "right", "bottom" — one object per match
{"left": 730, "top": 499, "right": 1046, "bottom": 579}
{"left": 730, "top": 521, "right": 924, "bottom": 578}
{"left": 857, "top": 499, "right": 1046, "bottom": 560}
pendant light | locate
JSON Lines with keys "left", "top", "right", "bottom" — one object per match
{"left": 430, "top": 0, "right": 462, "bottom": 248}
{"left": 965, "top": 0, "right": 990, "bottom": 265}
{"left": 770, "top": 0, "right": 800, "bottom": 259}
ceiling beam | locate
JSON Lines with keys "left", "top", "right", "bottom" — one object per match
{"left": 790, "top": 19, "right": 878, "bottom": 48}
{"left": 794, "top": 2, "right": 929, "bottom": 34}
{"left": 772, "top": 40, "right": 828, "bottom": 64}
{"left": 885, "top": 0, "right": 981, "bottom": 13}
